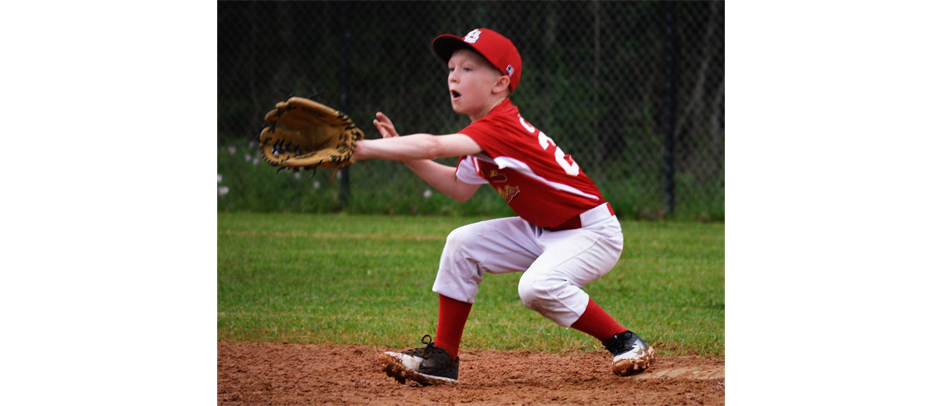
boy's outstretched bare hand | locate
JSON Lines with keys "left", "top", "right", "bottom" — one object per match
{"left": 373, "top": 112, "right": 400, "bottom": 138}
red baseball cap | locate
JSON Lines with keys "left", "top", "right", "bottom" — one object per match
{"left": 432, "top": 28, "right": 522, "bottom": 92}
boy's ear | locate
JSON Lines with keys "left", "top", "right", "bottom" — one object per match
{"left": 492, "top": 75, "right": 511, "bottom": 94}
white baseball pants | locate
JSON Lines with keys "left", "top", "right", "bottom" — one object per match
{"left": 432, "top": 203, "right": 624, "bottom": 327}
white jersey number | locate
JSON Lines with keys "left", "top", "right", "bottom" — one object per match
{"left": 538, "top": 132, "right": 580, "bottom": 176}
{"left": 521, "top": 116, "right": 580, "bottom": 176}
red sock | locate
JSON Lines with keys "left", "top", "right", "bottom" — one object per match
{"left": 435, "top": 294, "right": 473, "bottom": 360}
{"left": 569, "top": 298, "right": 628, "bottom": 342}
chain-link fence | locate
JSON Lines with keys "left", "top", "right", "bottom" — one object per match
{"left": 217, "top": 1, "right": 724, "bottom": 221}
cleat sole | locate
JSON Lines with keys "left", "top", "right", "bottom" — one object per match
{"left": 613, "top": 346, "right": 657, "bottom": 376}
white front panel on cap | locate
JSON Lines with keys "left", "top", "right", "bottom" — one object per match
{"left": 463, "top": 29, "right": 482, "bottom": 43}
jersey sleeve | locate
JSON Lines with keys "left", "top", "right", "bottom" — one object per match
{"left": 455, "top": 156, "right": 488, "bottom": 185}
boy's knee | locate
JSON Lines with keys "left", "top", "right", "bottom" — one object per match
{"left": 442, "top": 226, "right": 476, "bottom": 256}
{"left": 517, "top": 273, "right": 565, "bottom": 310}
{"left": 440, "top": 231, "right": 469, "bottom": 267}
{"left": 517, "top": 272, "right": 588, "bottom": 327}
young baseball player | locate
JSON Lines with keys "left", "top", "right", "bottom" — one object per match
{"left": 351, "top": 28, "right": 655, "bottom": 385}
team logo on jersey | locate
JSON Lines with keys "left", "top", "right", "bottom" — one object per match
{"left": 497, "top": 185, "right": 520, "bottom": 203}
{"left": 488, "top": 170, "right": 507, "bottom": 183}
{"left": 464, "top": 29, "right": 482, "bottom": 44}
{"left": 481, "top": 164, "right": 517, "bottom": 202}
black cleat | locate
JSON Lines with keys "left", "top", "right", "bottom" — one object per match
{"left": 379, "top": 335, "right": 459, "bottom": 385}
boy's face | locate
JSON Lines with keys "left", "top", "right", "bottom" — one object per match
{"left": 447, "top": 49, "right": 506, "bottom": 120}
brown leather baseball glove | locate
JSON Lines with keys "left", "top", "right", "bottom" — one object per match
{"left": 258, "top": 97, "right": 364, "bottom": 173}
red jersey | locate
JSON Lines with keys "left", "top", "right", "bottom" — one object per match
{"left": 455, "top": 98, "right": 607, "bottom": 228}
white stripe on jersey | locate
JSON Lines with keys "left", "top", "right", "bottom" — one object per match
{"left": 457, "top": 154, "right": 599, "bottom": 201}
{"left": 493, "top": 156, "right": 600, "bottom": 201}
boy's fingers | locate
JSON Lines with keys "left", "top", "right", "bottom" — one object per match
{"left": 373, "top": 119, "right": 395, "bottom": 138}
{"left": 376, "top": 112, "right": 394, "bottom": 126}
{"left": 374, "top": 112, "right": 399, "bottom": 138}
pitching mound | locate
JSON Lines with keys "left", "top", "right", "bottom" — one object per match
{"left": 218, "top": 340, "right": 724, "bottom": 405}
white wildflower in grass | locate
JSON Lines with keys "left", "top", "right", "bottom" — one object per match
{"left": 423, "top": 189, "right": 433, "bottom": 198}
{"left": 217, "top": 174, "right": 223, "bottom": 183}
{"left": 248, "top": 141, "right": 257, "bottom": 149}
{"left": 218, "top": 186, "right": 230, "bottom": 197}
{"left": 228, "top": 146, "right": 237, "bottom": 154}
{"left": 313, "top": 181, "right": 321, "bottom": 189}
{"left": 294, "top": 172, "right": 301, "bottom": 180}
{"left": 253, "top": 157, "right": 259, "bottom": 165}
{"left": 244, "top": 154, "right": 252, "bottom": 162}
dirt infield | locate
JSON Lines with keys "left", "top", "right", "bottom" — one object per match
{"left": 218, "top": 340, "right": 725, "bottom": 405}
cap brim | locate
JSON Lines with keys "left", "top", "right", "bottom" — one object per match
{"left": 432, "top": 34, "right": 473, "bottom": 63}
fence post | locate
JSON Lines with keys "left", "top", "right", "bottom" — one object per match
{"left": 339, "top": 1, "right": 352, "bottom": 207}
{"left": 663, "top": 0, "right": 678, "bottom": 216}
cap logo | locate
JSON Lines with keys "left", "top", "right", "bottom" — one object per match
{"left": 506, "top": 65, "right": 514, "bottom": 76}
{"left": 463, "top": 29, "right": 482, "bottom": 44}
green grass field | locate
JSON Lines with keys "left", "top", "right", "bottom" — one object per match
{"left": 218, "top": 213, "right": 724, "bottom": 358}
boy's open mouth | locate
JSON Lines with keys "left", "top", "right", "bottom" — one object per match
{"left": 451, "top": 90, "right": 461, "bottom": 99}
